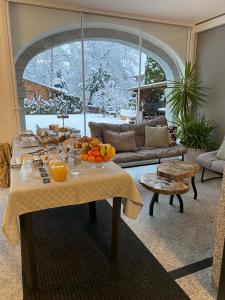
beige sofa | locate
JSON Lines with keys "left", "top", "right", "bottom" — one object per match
{"left": 89, "top": 116, "right": 187, "bottom": 167}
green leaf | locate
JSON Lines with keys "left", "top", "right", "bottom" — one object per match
{"left": 166, "top": 61, "right": 207, "bottom": 121}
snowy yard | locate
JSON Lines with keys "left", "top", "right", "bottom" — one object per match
{"left": 25, "top": 113, "right": 129, "bottom": 136}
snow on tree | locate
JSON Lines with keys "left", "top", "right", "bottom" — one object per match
{"left": 50, "top": 68, "right": 70, "bottom": 114}
{"left": 52, "top": 69, "right": 68, "bottom": 92}
{"left": 144, "top": 57, "right": 166, "bottom": 84}
{"left": 84, "top": 63, "right": 112, "bottom": 104}
{"left": 83, "top": 42, "right": 138, "bottom": 112}
{"left": 24, "top": 45, "right": 83, "bottom": 98}
{"left": 24, "top": 94, "right": 82, "bottom": 115}
{"left": 24, "top": 69, "right": 82, "bottom": 115}
{"left": 144, "top": 57, "right": 166, "bottom": 102}
{"left": 23, "top": 41, "right": 166, "bottom": 116}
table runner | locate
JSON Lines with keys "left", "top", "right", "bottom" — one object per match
{"left": 2, "top": 142, "right": 143, "bottom": 245}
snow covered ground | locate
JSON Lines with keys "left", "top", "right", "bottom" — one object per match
{"left": 25, "top": 113, "right": 129, "bottom": 136}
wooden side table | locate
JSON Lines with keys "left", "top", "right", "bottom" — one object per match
{"left": 157, "top": 160, "right": 200, "bottom": 199}
{"left": 140, "top": 173, "right": 189, "bottom": 216}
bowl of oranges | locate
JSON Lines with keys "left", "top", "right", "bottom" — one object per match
{"left": 79, "top": 137, "right": 116, "bottom": 169}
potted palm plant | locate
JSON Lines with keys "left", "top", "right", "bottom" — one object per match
{"left": 176, "top": 116, "right": 217, "bottom": 160}
{"left": 167, "top": 61, "right": 216, "bottom": 161}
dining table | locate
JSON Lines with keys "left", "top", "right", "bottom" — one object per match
{"left": 2, "top": 140, "right": 143, "bottom": 290}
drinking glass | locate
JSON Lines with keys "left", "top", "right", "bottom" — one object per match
{"left": 20, "top": 159, "right": 34, "bottom": 183}
{"left": 51, "top": 163, "right": 68, "bottom": 182}
{"left": 68, "top": 149, "right": 81, "bottom": 176}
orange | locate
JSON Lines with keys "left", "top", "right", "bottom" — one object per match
{"left": 92, "top": 151, "right": 100, "bottom": 157}
{"left": 95, "top": 156, "right": 103, "bottom": 162}
{"left": 81, "top": 154, "right": 88, "bottom": 161}
{"left": 88, "top": 155, "right": 95, "bottom": 162}
{"left": 92, "top": 146, "right": 100, "bottom": 151}
{"left": 88, "top": 150, "right": 93, "bottom": 155}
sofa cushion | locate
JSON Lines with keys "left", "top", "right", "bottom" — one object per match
{"left": 103, "top": 130, "right": 137, "bottom": 152}
{"left": 217, "top": 140, "right": 225, "bottom": 160}
{"left": 168, "top": 126, "right": 177, "bottom": 146}
{"left": 113, "top": 152, "right": 141, "bottom": 163}
{"left": 144, "top": 116, "right": 168, "bottom": 127}
{"left": 136, "top": 148, "right": 158, "bottom": 160}
{"left": 89, "top": 122, "right": 120, "bottom": 142}
{"left": 88, "top": 116, "right": 168, "bottom": 147}
{"left": 197, "top": 151, "right": 217, "bottom": 170}
{"left": 210, "top": 160, "right": 225, "bottom": 174}
{"left": 197, "top": 151, "right": 225, "bottom": 174}
{"left": 145, "top": 126, "right": 169, "bottom": 147}
{"left": 128, "top": 116, "right": 168, "bottom": 147}
{"left": 112, "top": 144, "right": 187, "bottom": 164}
{"left": 152, "top": 145, "right": 188, "bottom": 159}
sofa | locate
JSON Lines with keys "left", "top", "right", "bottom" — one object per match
{"left": 196, "top": 136, "right": 225, "bottom": 182}
{"left": 89, "top": 116, "right": 187, "bottom": 167}
{"left": 197, "top": 149, "right": 225, "bottom": 182}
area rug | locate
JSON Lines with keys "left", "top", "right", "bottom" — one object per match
{"left": 21, "top": 200, "right": 189, "bottom": 300}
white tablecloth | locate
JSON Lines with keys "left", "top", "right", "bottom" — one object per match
{"left": 2, "top": 142, "right": 143, "bottom": 245}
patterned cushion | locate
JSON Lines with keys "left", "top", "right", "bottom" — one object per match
{"left": 168, "top": 126, "right": 177, "bottom": 146}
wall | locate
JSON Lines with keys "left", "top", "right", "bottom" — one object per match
{"left": 9, "top": 3, "right": 81, "bottom": 60}
{"left": 10, "top": 3, "right": 190, "bottom": 130}
{"left": 10, "top": 4, "right": 188, "bottom": 65}
{"left": 196, "top": 24, "right": 225, "bottom": 143}
{"left": 0, "top": 0, "right": 18, "bottom": 144}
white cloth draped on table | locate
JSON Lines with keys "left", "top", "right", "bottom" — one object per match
{"left": 2, "top": 141, "right": 143, "bottom": 245}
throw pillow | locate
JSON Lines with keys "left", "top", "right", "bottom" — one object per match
{"left": 168, "top": 126, "right": 177, "bottom": 147}
{"left": 103, "top": 130, "right": 137, "bottom": 152}
{"left": 217, "top": 140, "right": 225, "bottom": 160}
{"left": 145, "top": 126, "right": 169, "bottom": 148}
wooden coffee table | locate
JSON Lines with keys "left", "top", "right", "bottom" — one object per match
{"left": 140, "top": 173, "right": 189, "bottom": 216}
{"left": 157, "top": 160, "right": 200, "bottom": 199}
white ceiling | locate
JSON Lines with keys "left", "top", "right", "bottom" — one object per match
{"left": 43, "top": 0, "right": 225, "bottom": 25}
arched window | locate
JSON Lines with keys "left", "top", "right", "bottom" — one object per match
{"left": 11, "top": 5, "right": 187, "bottom": 134}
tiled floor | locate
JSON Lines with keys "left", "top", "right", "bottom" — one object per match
{"left": 177, "top": 267, "right": 216, "bottom": 300}
{"left": 123, "top": 164, "right": 220, "bottom": 299}
{"left": 0, "top": 164, "right": 221, "bottom": 299}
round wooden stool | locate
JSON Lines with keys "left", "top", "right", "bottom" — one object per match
{"left": 139, "top": 173, "right": 189, "bottom": 216}
{"left": 157, "top": 160, "right": 200, "bottom": 199}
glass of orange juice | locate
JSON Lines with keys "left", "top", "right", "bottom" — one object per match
{"left": 51, "top": 163, "right": 68, "bottom": 182}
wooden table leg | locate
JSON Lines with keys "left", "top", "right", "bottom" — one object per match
{"left": 149, "top": 193, "right": 159, "bottom": 216}
{"left": 191, "top": 176, "right": 197, "bottom": 199}
{"left": 111, "top": 197, "right": 121, "bottom": 262}
{"left": 20, "top": 213, "right": 38, "bottom": 291}
{"left": 89, "top": 201, "right": 97, "bottom": 222}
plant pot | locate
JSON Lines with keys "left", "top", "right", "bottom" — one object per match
{"left": 184, "top": 148, "right": 205, "bottom": 163}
